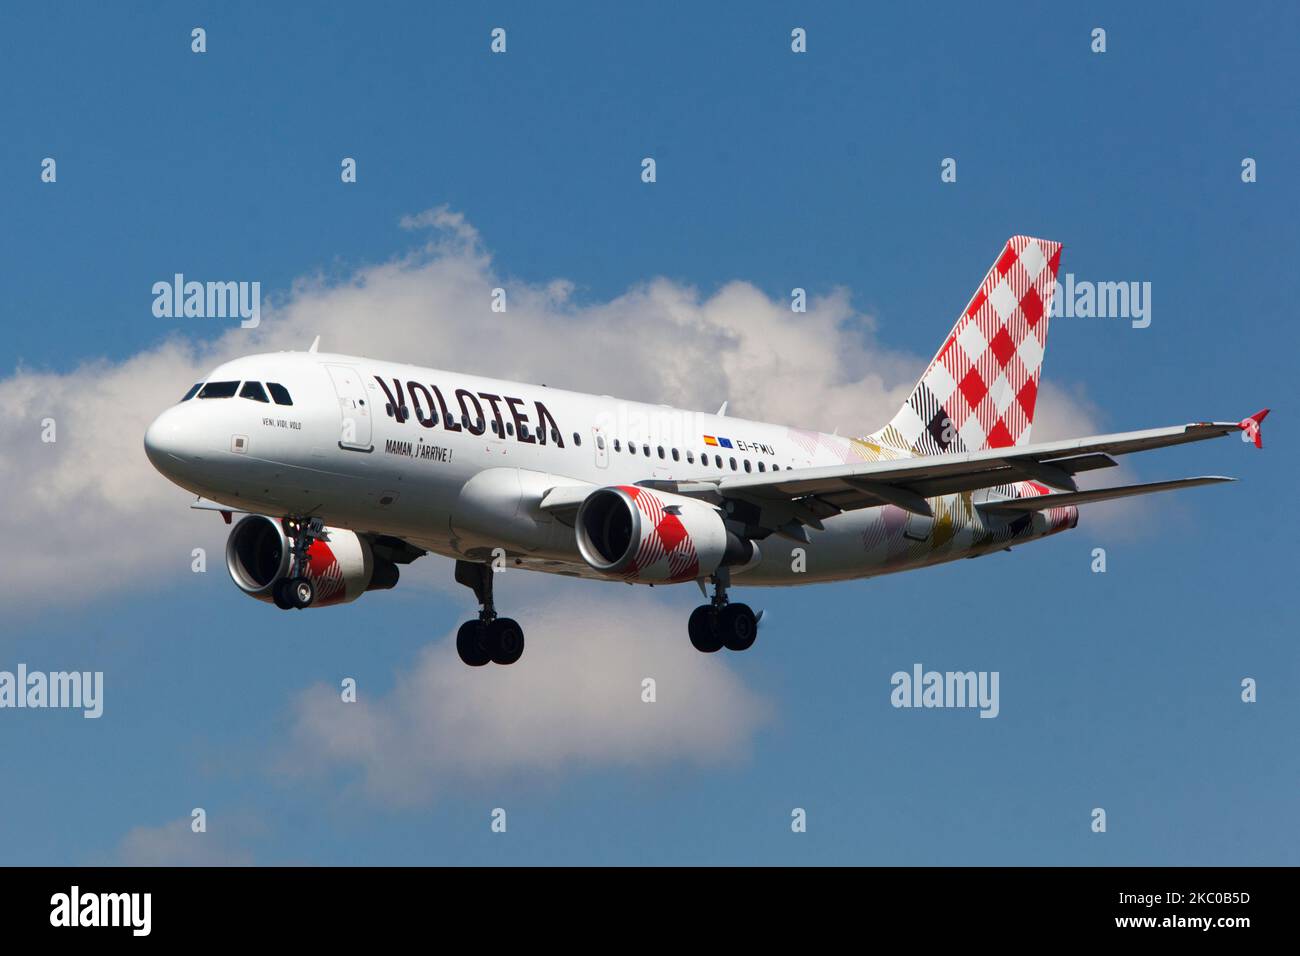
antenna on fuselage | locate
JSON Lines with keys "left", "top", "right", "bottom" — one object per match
{"left": 716, "top": 401, "right": 728, "bottom": 417}
{"left": 308, "top": 335, "right": 320, "bottom": 353}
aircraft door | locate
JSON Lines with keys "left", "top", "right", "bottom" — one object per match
{"left": 325, "top": 364, "right": 373, "bottom": 452}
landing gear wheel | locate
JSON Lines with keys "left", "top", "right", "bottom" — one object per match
{"left": 290, "top": 576, "right": 315, "bottom": 610}
{"left": 688, "top": 605, "right": 724, "bottom": 653}
{"left": 487, "top": 618, "right": 525, "bottom": 665}
{"left": 452, "top": 560, "right": 526, "bottom": 667}
{"left": 456, "top": 621, "right": 492, "bottom": 667}
{"left": 272, "top": 579, "right": 295, "bottom": 610}
{"left": 719, "top": 603, "right": 758, "bottom": 651}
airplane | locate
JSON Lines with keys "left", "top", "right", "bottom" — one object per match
{"left": 143, "top": 236, "right": 1268, "bottom": 667}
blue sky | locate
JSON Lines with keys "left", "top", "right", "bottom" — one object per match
{"left": 1, "top": 2, "right": 1296, "bottom": 865}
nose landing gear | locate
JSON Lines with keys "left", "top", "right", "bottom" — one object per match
{"left": 272, "top": 516, "right": 326, "bottom": 610}
{"left": 274, "top": 575, "right": 316, "bottom": 610}
{"left": 454, "top": 559, "right": 526, "bottom": 666}
{"left": 688, "top": 568, "right": 759, "bottom": 653}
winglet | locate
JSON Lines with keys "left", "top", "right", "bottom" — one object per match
{"left": 1239, "top": 408, "right": 1269, "bottom": 449}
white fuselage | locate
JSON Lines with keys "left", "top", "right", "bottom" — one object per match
{"left": 143, "top": 350, "right": 1075, "bottom": 587}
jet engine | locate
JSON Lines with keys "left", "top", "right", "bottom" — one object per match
{"left": 575, "top": 485, "right": 756, "bottom": 582}
{"left": 225, "top": 514, "right": 399, "bottom": 607}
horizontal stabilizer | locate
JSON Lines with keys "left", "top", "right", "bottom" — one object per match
{"left": 976, "top": 476, "right": 1235, "bottom": 514}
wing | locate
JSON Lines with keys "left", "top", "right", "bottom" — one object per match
{"left": 628, "top": 412, "right": 1268, "bottom": 540}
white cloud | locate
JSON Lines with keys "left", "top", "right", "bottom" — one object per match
{"left": 276, "top": 591, "right": 772, "bottom": 806}
{"left": 0, "top": 205, "right": 1113, "bottom": 611}
{"left": 105, "top": 816, "right": 255, "bottom": 866}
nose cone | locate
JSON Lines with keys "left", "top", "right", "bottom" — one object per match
{"left": 144, "top": 405, "right": 199, "bottom": 476}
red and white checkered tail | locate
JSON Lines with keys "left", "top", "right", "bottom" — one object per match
{"left": 871, "top": 236, "right": 1062, "bottom": 456}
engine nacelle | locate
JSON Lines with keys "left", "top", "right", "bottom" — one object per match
{"left": 575, "top": 485, "right": 754, "bottom": 582}
{"left": 225, "top": 515, "right": 399, "bottom": 607}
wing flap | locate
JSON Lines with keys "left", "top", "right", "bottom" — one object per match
{"left": 976, "top": 476, "right": 1235, "bottom": 514}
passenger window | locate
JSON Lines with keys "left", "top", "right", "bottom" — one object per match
{"left": 199, "top": 381, "right": 239, "bottom": 399}
{"left": 729, "top": 457, "right": 737, "bottom": 471}
{"left": 506, "top": 422, "right": 515, "bottom": 437}
{"left": 714, "top": 455, "right": 722, "bottom": 468}
{"left": 657, "top": 446, "right": 665, "bottom": 459}
{"left": 573, "top": 432, "right": 582, "bottom": 446}
{"left": 597, "top": 435, "right": 606, "bottom": 451}
{"left": 744, "top": 460, "right": 752, "bottom": 473}
{"left": 181, "top": 383, "right": 201, "bottom": 402}
{"left": 491, "top": 419, "right": 499, "bottom": 435}
{"left": 551, "top": 429, "right": 560, "bottom": 444}
{"left": 239, "top": 381, "right": 270, "bottom": 403}
{"left": 642, "top": 444, "right": 650, "bottom": 457}
{"left": 686, "top": 451, "right": 694, "bottom": 464}
{"left": 758, "top": 462, "right": 766, "bottom": 472}
{"left": 266, "top": 382, "right": 293, "bottom": 405}
{"left": 521, "top": 424, "right": 531, "bottom": 439}
{"left": 614, "top": 439, "right": 621, "bottom": 452}
{"left": 672, "top": 448, "right": 680, "bottom": 462}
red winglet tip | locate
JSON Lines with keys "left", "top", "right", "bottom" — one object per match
{"left": 1238, "top": 409, "right": 1269, "bottom": 449}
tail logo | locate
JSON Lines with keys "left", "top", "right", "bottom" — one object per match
{"left": 876, "top": 236, "right": 1062, "bottom": 456}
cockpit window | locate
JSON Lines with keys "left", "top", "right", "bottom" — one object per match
{"left": 239, "top": 381, "right": 270, "bottom": 403}
{"left": 181, "top": 383, "right": 202, "bottom": 402}
{"left": 267, "top": 382, "right": 293, "bottom": 406}
{"left": 198, "top": 381, "right": 240, "bottom": 399}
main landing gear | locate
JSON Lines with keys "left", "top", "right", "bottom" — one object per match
{"left": 688, "top": 568, "right": 759, "bottom": 654}
{"left": 454, "top": 559, "right": 525, "bottom": 667}
{"left": 273, "top": 516, "right": 326, "bottom": 611}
